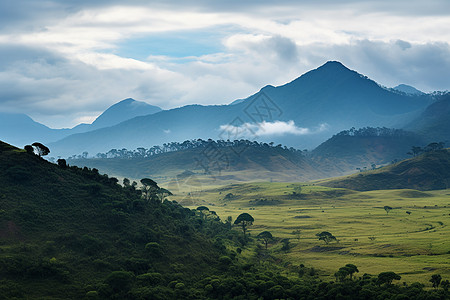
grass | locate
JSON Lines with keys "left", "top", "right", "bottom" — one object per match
{"left": 167, "top": 182, "right": 450, "bottom": 285}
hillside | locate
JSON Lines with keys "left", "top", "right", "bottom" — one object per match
{"left": 319, "top": 149, "right": 450, "bottom": 191}
{"left": 49, "top": 61, "right": 432, "bottom": 157}
{"left": 67, "top": 141, "right": 329, "bottom": 184}
{"left": 0, "top": 140, "right": 233, "bottom": 298}
{"left": 311, "top": 127, "right": 424, "bottom": 174}
{"left": 405, "top": 93, "right": 450, "bottom": 143}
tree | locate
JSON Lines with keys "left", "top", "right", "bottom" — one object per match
{"left": 123, "top": 178, "right": 130, "bottom": 187}
{"left": 234, "top": 213, "right": 254, "bottom": 240}
{"left": 334, "top": 269, "right": 349, "bottom": 282}
{"left": 24, "top": 145, "right": 34, "bottom": 154}
{"left": 384, "top": 206, "right": 393, "bottom": 214}
{"left": 57, "top": 158, "right": 67, "bottom": 168}
{"left": 377, "top": 271, "right": 401, "bottom": 285}
{"left": 343, "top": 264, "right": 359, "bottom": 279}
{"left": 407, "top": 146, "right": 423, "bottom": 157}
{"left": 140, "top": 178, "right": 159, "bottom": 202}
{"left": 157, "top": 187, "right": 172, "bottom": 202}
{"left": 196, "top": 206, "right": 210, "bottom": 220}
{"left": 316, "top": 231, "right": 336, "bottom": 244}
{"left": 430, "top": 274, "right": 442, "bottom": 289}
{"left": 31, "top": 142, "right": 50, "bottom": 157}
{"left": 257, "top": 231, "right": 273, "bottom": 249}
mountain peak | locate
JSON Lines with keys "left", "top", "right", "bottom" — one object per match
{"left": 393, "top": 84, "right": 424, "bottom": 95}
{"left": 320, "top": 60, "right": 347, "bottom": 69}
{"left": 90, "top": 98, "right": 162, "bottom": 129}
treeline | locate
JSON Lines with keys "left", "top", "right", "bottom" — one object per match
{"left": 336, "top": 127, "right": 415, "bottom": 137}
{"left": 69, "top": 139, "right": 304, "bottom": 159}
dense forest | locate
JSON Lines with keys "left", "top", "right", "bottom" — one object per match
{"left": 0, "top": 141, "right": 449, "bottom": 299}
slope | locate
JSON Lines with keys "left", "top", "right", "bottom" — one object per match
{"left": 311, "top": 127, "right": 424, "bottom": 174}
{"left": 318, "top": 149, "right": 450, "bottom": 191}
{"left": 405, "top": 93, "right": 450, "bottom": 143}
{"left": 88, "top": 98, "right": 162, "bottom": 130}
{"left": 0, "top": 140, "right": 231, "bottom": 299}
{"left": 0, "top": 112, "right": 71, "bottom": 147}
{"left": 67, "top": 142, "right": 329, "bottom": 184}
{"left": 49, "top": 61, "right": 432, "bottom": 157}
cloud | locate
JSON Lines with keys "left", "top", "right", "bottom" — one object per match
{"left": 0, "top": 1, "right": 449, "bottom": 128}
{"left": 219, "top": 120, "right": 329, "bottom": 138}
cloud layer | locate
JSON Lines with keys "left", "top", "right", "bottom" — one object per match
{"left": 220, "top": 120, "right": 329, "bottom": 138}
{"left": 0, "top": 1, "right": 449, "bottom": 128}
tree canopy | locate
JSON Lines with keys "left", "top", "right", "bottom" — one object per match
{"left": 31, "top": 142, "right": 50, "bottom": 157}
{"left": 316, "top": 231, "right": 337, "bottom": 244}
{"left": 234, "top": 213, "right": 254, "bottom": 240}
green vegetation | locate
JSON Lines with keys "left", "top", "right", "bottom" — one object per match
{"left": 172, "top": 181, "right": 450, "bottom": 285}
{"left": 1, "top": 140, "right": 449, "bottom": 299}
{"left": 320, "top": 148, "right": 450, "bottom": 191}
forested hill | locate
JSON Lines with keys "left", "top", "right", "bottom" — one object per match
{"left": 0, "top": 140, "right": 232, "bottom": 298}
{"left": 67, "top": 139, "right": 328, "bottom": 183}
{"left": 311, "top": 127, "right": 424, "bottom": 174}
{"left": 319, "top": 148, "right": 450, "bottom": 191}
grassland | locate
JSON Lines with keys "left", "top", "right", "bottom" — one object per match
{"left": 167, "top": 182, "right": 450, "bottom": 285}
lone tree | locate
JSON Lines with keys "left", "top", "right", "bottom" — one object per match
{"left": 31, "top": 142, "right": 50, "bottom": 157}
{"left": 384, "top": 206, "right": 393, "bottom": 214}
{"left": 335, "top": 264, "right": 359, "bottom": 281}
{"left": 257, "top": 231, "right": 273, "bottom": 249}
{"left": 140, "top": 178, "right": 159, "bottom": 202}
{"left": 316, "top": 231, "right": 337, "bottom": 244}
{"left": 234, "top": 213, "right": 254, "bottom": 240}
{"left": 430, "top": 274, "right": 442, "bottom": 289}
{"left": 377, "top": 271, "right": 401, "bottom": 285}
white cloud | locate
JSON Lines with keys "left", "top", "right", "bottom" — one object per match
{"left": 0, "top": 1, "right": 449, "bottom": 128}
{"left": 219, "top": 120, "right": 329, "bottom": 138}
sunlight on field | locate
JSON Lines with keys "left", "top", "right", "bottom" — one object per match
{"left": 169, "top": 182, "right": 450, "bottom": 284}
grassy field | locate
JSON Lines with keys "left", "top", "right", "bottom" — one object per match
{"left": 167, "top": 182, "right": 450, "bottom": 285}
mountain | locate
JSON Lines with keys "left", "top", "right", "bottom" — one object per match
{"left": 49, "top": 61, "right": 432, "bottom": 157}
{"left": 0, "top": 99, "right": 162, "bottom": 148}
{"left": 311, "top": 127, "right": 424, "bottom": 174}
{"left": 67, "top": 141, "right": 329, "bottom": 184}
{"left": 0, "top": 112, "right": 71, "bottom": 147}
{"left": 392, "top": 84, "right": 424, "bottom": 95}
{"left": 404, "top": 93, "right": 450, "bottom": 143}
{"left": 319, "top": 149, "right": 450, "bottom": 191}
{"left": 89, "top": 98, "right": 162, "bottom": 130}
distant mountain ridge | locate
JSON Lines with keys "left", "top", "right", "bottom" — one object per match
{"left": 49, "top": 61, "right": 434, "bottom": 157}
{"left": 0, "top": 98, "right": 162, "bottom": 147}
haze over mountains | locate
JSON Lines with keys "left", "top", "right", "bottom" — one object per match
{"left": 1, "top": 61, "right": 447, "bottom": 159}
{"left": 0, "top": 98, "right": 162, "bottom": 148}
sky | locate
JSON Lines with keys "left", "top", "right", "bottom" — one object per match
{"left": 0, "top": 0, "right": 449, "bottom": 128}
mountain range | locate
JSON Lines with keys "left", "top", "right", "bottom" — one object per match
{"left": 1, "top": 61, "right": 447, "bottom": 158}
{"left": 0, "top": 98, "right": 162, "bottom": 148}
